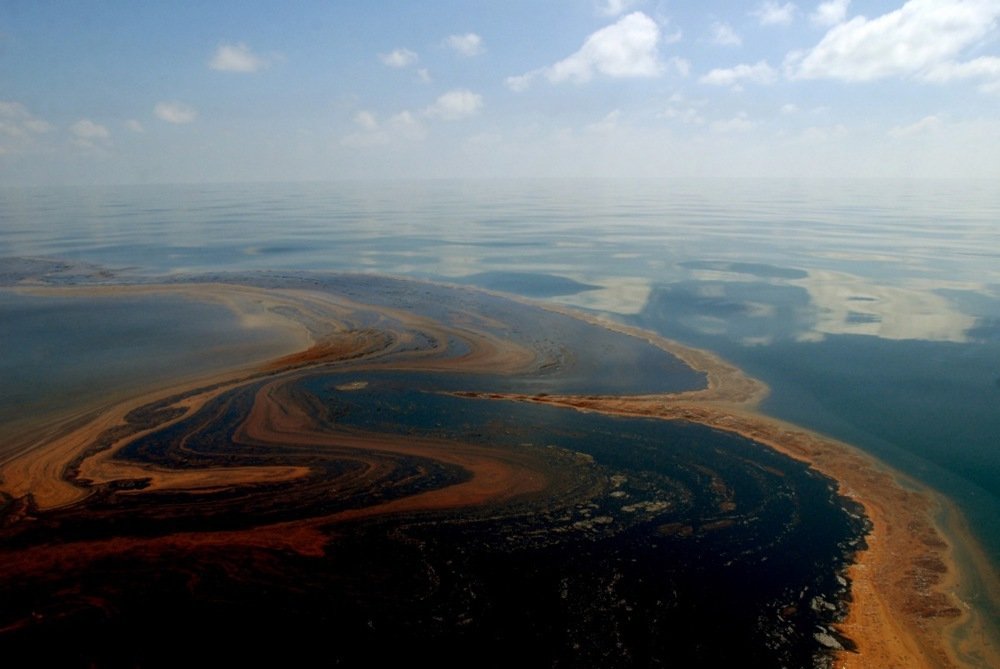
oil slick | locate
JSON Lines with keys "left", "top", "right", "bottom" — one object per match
{"left": 1, "top": 269, "right": 993, "bottom": 667}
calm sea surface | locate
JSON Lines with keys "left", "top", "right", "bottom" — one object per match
{"left": 2, "top": 178, "right": 999, "bottom": 566}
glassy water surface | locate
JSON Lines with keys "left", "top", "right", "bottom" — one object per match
{"left": 2, "top": 178, "right": 999, "bottom": 562}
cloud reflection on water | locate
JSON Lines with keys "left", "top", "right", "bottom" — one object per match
{"left": 791, "top": 270, "right": 977, "bottom": 343}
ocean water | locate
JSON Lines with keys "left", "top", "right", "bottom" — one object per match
{"left": 0, "top": 290, "right": 300, "bottom": 440}
{"left": 2, "top": 178, "right": 999, "bottom": 568}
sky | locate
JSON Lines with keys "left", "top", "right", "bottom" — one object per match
{"left": 2, "top": 0, "right": 999, "bottom": 184}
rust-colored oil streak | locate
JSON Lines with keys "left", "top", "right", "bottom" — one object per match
{"left": 239, "top": 379, "right": 550, "bottom": 520}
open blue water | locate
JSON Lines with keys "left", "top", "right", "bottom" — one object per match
{"left": 2, "top": 178, "right": 999, "bottom": 568}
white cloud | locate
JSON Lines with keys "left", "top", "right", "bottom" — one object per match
{"left": 924, "top": 55, "right": 1000, "bottom": 80}
{"left": 341, "top": 109, "right": 428, "bottom": 147}
{"left": 598, "top": 0, "right": 640, "bottom": 16}
{"left": 810, "top": 0, "right": 851, "bottom": 26}
{"left": 547, "top": 11, "right": 661, "bottom": 80}
{"left": 888, "top": 114, "right": 943, "bottom": 137}
{"left": 341, "top": 111, "right": 389, "bottom": 147}
{"left": 661, "top": 107, "right": 704, "bottom": 124}
{"left": 70, "top": 119, "right": 111, "bottom": 148}
{"left": 505, "top": 73, "right": 535, "bottom": 92}
{"left": 587, "top": 109, "right": 621, "bottom": 132}
{"left": 0, "top": 101, "right": 52, "bottom": 140}
{"left": 445, "top": 33, "right": 484, "bottom": 56}
{"left": 923, "top": 56, "right": 1000, "bottom": 92}
{"left": 23, "top": 118, "right": 52, "bottom": 134}
{"left": 664, "top": 24, "right": 684, "bottom": 44}
{"left": 789, "top": 0, "right": 1000, "bottom": 82}
{"left": 154, "top": 101, "right": 197, "bottom": 124}
{"left": 210, "top": 42, "right": 269, "bottom": 73}
{"left": 780, "top": 103, "right": 800, "bottom": 114}
{"left": 660, "top": 93, "right": 705, "bottom": 124}
{"left": 388, "top": 111, "right": 427, "bottom": 140}
{"left": 668, "top": 56, "right": 692, "bottom": 77}
{"left": 24, "top": 121, "right": 51, "bottom": 135}
{"left": 506, "top": 12, "right": 663, "bottom": 90}
{"left": 379, "top": 48, "right": 418, "bottom": 68}
{"left": 354, "top": 110, "right": 379, "bottom": 131}
{"left": 710, "top": 22, "right": 743, "bottom": 46}
{"left": 700, "top": 60, "right": 778, "bottom": 87}
{"left": 712, "top": 112, "right": 755, "bottom": 133}
{"left": 417, "top": 68, "right": 432, "bottom": 83}
{"left": 425, "top": 89, "right": 483, "bottom": 120}
{"left": 753, "top": 2, "right": 798, "bottom": 25}
{"left": 125, "top": 119, "right": 145, "bottom": 133}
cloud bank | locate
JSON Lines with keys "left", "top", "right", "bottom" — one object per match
{"left": 789, "top": 0, "right": 1000, "bottom": 86}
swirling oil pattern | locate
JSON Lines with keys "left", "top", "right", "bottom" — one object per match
{"left": 2, "top": 274, "right": 867, "bottom": 667}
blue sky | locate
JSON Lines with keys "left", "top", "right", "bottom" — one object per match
{"left": 2, "top": 0, "right": 999, "bottom": 183}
